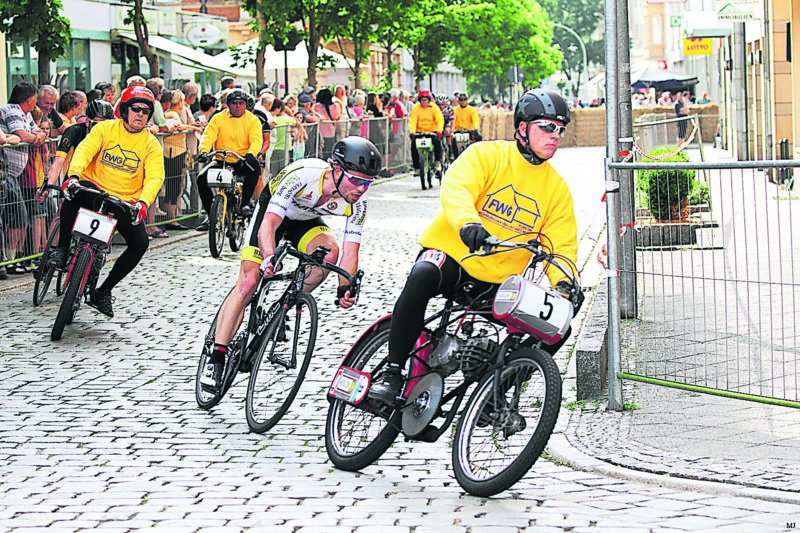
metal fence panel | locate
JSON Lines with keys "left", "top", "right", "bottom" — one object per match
{"left": 609, "top": 159, "right": 800, "bottom": 405}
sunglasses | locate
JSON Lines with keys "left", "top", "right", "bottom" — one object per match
{"left": 340, "top": 168, "right": 374, "bottom": 189}
{"left": 532, "top": 120, "right": 566, "bottom": 136}
{"left": 129, "top": 105, "right": 150, "bottom": 114}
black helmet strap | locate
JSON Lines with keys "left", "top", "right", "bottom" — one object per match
{"left": 515, "top": 122, "right": 546, "bottom": 166}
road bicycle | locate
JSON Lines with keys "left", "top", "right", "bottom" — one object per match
{"left": 48, "top": 183, "right": 139, "bottom": 341}
{"left": 325, "top": 234, "right": 581, "bottom": 497}
{"left": 412, "top": 133, "right": 440, "bottom": 191}
{"left": 197, "top": 150, "right": 256, "bottom": 258}
{"left": 33, "top": 214, "right": 66, "bottom": 306}
{"left": 195, "top": 239, "right": 363, "bottom": 433}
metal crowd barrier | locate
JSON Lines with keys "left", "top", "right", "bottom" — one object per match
{"left": 606, "top": 159, "right": 800, "bottom": 407}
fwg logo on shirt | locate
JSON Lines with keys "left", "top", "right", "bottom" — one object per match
{"left": 481, "top": 185, "right": 540, "bottom": 229}
{"left": 101, "top": 144, "right": 141, "bottom": 173}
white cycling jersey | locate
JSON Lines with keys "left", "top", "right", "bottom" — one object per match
{"left": 260, "top": 158, "right": 367, "bottom": 243}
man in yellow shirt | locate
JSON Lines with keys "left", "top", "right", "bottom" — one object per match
{"left": 451, "top": 92, "right": 483, "bottom": 159}
{"left": 196, "top": 89, "right": 263, "bottom": 231}
{"left": 48, "top": 86, "right": 165, "bottom": 318}
{"left": 370, "top": 89, "right": 584, "bottom": 405}
{"left": 408, "top": 89, "right": 444, "bottom": 189}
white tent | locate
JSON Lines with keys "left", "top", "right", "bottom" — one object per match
{"left": 214, "top": 39, "right": 350, "bottom": 78}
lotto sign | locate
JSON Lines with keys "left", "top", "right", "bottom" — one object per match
{"left": 684, "top": 38, "right": 713, "bottom": 56}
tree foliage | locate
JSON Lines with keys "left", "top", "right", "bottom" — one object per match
{"left": 449, "top": 0, "right": 561, "bottom": 98}
{"left": 0, "top": 0, "right": 72, "bottom": 84}
{"left": 120, "top": 0, "right": 159, "bottom": 78}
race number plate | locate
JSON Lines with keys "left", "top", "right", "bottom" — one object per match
{"left": 415, "top": 137, "right": 433, "bottom": 149}
{"left": 455, "top": 132, "right": 471, "bottom": 143}
{"left": 493, "top": 274, "right": 573, "bottom": 344}
{"left": 328, "top": 366, "right": 371, "bottom": 405}
{"left": 72, "top": 208, "right": 117, "bottom": 246}
{"left": 207, "top": 168, "right": 234, "bottom": 188}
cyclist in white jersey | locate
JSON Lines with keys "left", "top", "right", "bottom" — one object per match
{"left": 201, "top": 136, "right": 382, "bottom": 391}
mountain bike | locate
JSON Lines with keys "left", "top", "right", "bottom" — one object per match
{"left": 325, "top": 234, "right": 581, "bottom": 497}
{"left": 453, "top": 128, "right": 478, "bottom": 161}
{"left": 195, "top": 239, "right": 363, "bottom": 434}
{"left": 197, "top": 150, "right": 256, "bottom": 258}
{"left": 412, "top": 133, "right": 439, "bottom": 191}
{"left": 49, "top": 183, "right": 138, "bottom": 341}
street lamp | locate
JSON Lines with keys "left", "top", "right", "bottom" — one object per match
{"left": 553, "top": 23, "right": 588, "bottom": 95}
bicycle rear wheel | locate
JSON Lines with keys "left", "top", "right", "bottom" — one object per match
{"left": 51, "top": 247, "right": 91, "bottom": 341}
{"left": 33, "top": 219, "right": 60, "bottom": 306}
{"left": 452, "top": 348, "right": 561, "bottom": 497}
{"left": 325, "top": 320, "right": 400, "bottom": 471}
{"left": 209, "top": 194, "right": 225, "bottom": 258}
{"left": 245, "top": 292, "right": 318, "bottom": 433}
{"left": 195, "top": 288, "right": 239, "bottom": 409}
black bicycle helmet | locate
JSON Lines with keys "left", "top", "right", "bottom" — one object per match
{"left": 513, "top": 88, "right": 570, "bottom": 128}
{"left": 86, "top": 99, "right": 114, "bottom": 121}
{"left": 514, "top": 89, "right": 570, "bottom": 165}
{"left": 332, "top": 136, "right": 382, "bottom": 178}
{"left": 226, "top": 89, "right": 250, "bottom": 105}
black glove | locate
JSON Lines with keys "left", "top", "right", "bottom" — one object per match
{"left": 196, "top": 153, "right": 211, "bottom": 164}
{"left": 557, "top": 280, "right": 584, "bottom": 314}
{"left": 337, "top": 284, "right": 350, "bottom": 299}
{"left": 244, "top": 153, "right": 260, "bottom": 173}
{"left": 459, "top": 223, "right": 491, "bottom": 253}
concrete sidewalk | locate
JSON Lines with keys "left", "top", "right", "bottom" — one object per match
{"left": 549, "top": 145, "right": 800, "bottom": 504}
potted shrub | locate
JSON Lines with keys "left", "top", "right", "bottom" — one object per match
{"left": 638, "top": 147, "right": 697, "bottom": 222}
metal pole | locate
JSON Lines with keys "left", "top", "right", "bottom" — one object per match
{"left": 284, "top": 50, "right": 289, "bottom": 97}
{"left": 762, "top": 0, "right": 774, "bottom": 165}
{"left": 616, "top": 0, "right": 637, "bottom": 319}
{"left": 733, "top": 23, "right": 748, "bottom": 160}
{"left": 604, "top": 0, "right": 624, "bottom": 411}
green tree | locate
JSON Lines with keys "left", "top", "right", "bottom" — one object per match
{"left": 539, "top": 0, "right": 604, "bottom": 94}
{"left": 0, "top": 0, "right": 71, "bottom": 84}
{"left": 120, "top": 0, "right": 159, "bottom": 78}
{"left": 329, "top": 0, "right": 385, "bottom": 90}
{"left": 372, "top": 0, "right": 423, "bottom": 91}
{"left": 241, "top": 0, "right": 301, "bottom": 85}
{"left": 449, "top": 0, "right": 561, "bottom": 100}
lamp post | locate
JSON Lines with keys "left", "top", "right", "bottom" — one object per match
{"left": 553, "top": 23, "right": 587, "bottom": 95}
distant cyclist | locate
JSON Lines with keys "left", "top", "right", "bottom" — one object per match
{"left": 46, "top": 86, "right": 165, "bottom": 318}
{"left": 450, "top": 92, "right": 482, "bottom": 159}
{"left": 408, "top": 89, "right": 444, "bottom": 183}
{"left": 39, "top": 99, "right": 115, "bottom": 195}
{"left": 200, "top": 136, "right": 382, "bottom": 392}
{"left": 195, "top": 89, "right": 263, "bottom": 231}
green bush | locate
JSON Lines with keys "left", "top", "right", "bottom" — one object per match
{"left": 638, "top": 147, "right": 697, "bottom": 221}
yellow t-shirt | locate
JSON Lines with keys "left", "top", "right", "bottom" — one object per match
{"left": 453, "top": 105, "right": 480, "bottom": 131}
{"left": 409, "top": 104, "right": 444, "bottom": 134}
{"left": 199, "top": 110, "right": 262, "bottom": 162}
{"left": 419, "top": 140, "right": 577, "bottom": 286}
{"left": 67, "top": 119, "right": 165, "bottom": 206}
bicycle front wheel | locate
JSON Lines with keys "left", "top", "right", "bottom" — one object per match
{"left": 51, "top": 247, "right": 91, "bottom": 341}
{"left": 245, "top": 292, "right": 318, "bottom": 433}
{"left": 33, "top": 218, "right": 60, "bottom": 306}
{"left": 325, "top": 320, "right": 400, "bottom": 471}
{"left": 195, "top": 288, "right": 238, "bottom": 410}
{"left": 209, "top": 194, "right": 225, "bottom": 258}
{"left": 452, "top": 348, "right": 561, "bottom": 497}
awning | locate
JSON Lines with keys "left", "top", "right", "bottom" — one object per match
{"left": 630, "top": 65, "right": 699, "bottom": 91}
{"left": 214, "top": 38, "right": 349, "bottom": 71}
{"left": 114, "top": 32, "right": 254, "bottom": 78}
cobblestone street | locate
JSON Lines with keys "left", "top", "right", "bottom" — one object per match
{"left": 1, "top": 161, "right": 798, "bottom": 531}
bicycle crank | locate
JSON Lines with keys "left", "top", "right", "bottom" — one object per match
{"left": 401, "top": 373, "right": 444, "bottom": 437}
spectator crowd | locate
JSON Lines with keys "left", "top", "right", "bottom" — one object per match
{"left": 0, "top": 75, "right": 491, "bottom": 280}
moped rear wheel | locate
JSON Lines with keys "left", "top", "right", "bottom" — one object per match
{"left": 325, "top": 320, "right": 400, "bottom": 471}
{"left": 452, "top": 348, "right": 561, "bottom": 497}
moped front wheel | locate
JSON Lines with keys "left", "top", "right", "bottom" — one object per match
{"left": 452, "top": 348, "right": 561, "bottom": 497}
{"left": 51, "top": 247, "right": 91, "bottom": 341}
{"left": 325, "top": 320, "right": 400, "bottom": 471}
{"left": 209, "top": 194, "right": 225, "bottom": 258}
